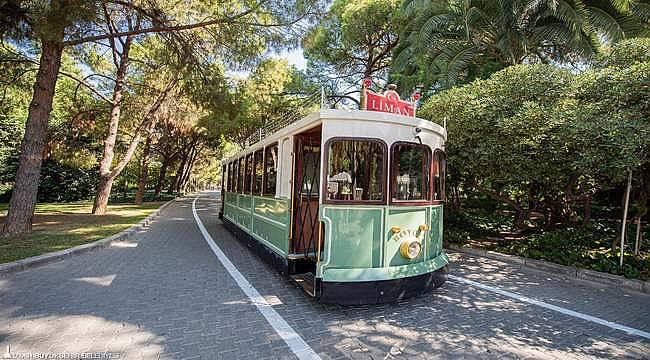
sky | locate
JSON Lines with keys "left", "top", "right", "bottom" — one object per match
{"left": 280, "top": 48, "right": 308, "bottom": 70}
{"left": 226, "top": 47, "right": 307, "bottom": 79}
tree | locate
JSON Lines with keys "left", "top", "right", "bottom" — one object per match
{"left": 303, "top": 0, "right": 402, "bottom": 99}
{"left": 1, "top": 0, "right": 322, "bottom": 235}
{"left": 145, "top": 84, "right": 209, "bottom": 199}
{"left": 566, "top": 38, "right": 650, "bottom": 232}
{"left": 0, "top": 0, "right": 87, "bottom": 236}
{"left": 1, "top": 42, "right": 106, "bottom": 202}
{"left": 201, "top": 59, "right": 318, "bottom": 147}
{"left": 0, "top": 44, "right": 32, "bottom": 200}
{"left": 418, "top": 39, "right": 650, "bottom": 228}
{"left": 88, "top": 7, "right": 189, "bottom": 214}
{"left": 393, "top": 0, "right": 650, "bottom": 91}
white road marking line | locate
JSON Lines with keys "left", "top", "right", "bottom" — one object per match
{"left": 448, "top": 274, "right": 650, "bottom": 340}
{"left": 192, "top": 197, "right": 321, "bottom": 360}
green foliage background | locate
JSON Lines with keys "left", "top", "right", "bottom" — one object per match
{"left": 418, "top": 38, "right": 650, "bottom": 279}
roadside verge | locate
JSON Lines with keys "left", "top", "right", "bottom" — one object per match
{"left": 0, "top": 199, "right": 176, "bottom": 276}
{"left": 447, "top": 244, "right": 650, "bottom": 294}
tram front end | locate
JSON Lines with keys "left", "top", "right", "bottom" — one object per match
{"left": 315, "top": 117, "right": 449, "bottom": 305}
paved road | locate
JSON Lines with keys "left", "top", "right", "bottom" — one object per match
{"left": 1, "top": 192, "right": 648, "bottom": 359}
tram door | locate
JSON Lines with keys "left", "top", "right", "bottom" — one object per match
{"left": 291, "top": 128, "right": 322, "bottom": 266}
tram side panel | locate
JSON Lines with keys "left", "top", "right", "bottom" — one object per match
{"left": 222, "top": 137, "right": 294, "bottom": 272}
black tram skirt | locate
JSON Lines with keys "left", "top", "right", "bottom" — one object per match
{"left": 222, "top": 217, "right": 290, "bottom": 274}
{"left": 316, "top": 266, "right": 448, "bottom": 305}
{"left": 222, "top": 216, "right": 448, "bottom": 305}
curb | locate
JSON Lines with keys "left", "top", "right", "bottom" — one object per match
{"left": 0, "top": 198, "right": 177, "bottom": 276}
{"left": 447, "top": 244, "right": 650, "bottom": 295}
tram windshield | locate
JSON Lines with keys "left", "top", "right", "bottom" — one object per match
{"left": 392, "top": 143, "right": 430, "bottom": 201}
{"left": 326, "top": 139, "right": 384, "bottom": 202}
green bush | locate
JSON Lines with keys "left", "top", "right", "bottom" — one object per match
{"left": 444, "top": 208, "right": 514, "bottom": 245}
{"left": 476, "top": 220, "right": 650, "bottom": 280}
{"left": 37, "top": 160, "right": 98, "bottom": 202}
{"left": 419, "top": 38, "right": 650, "bottom": 228}
{"left": 599, "top": 37, "right": 650, "bottom": 67}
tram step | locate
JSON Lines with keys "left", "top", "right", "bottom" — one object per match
{"left": 290, "top": 272, "right": 315, "bottom": 297}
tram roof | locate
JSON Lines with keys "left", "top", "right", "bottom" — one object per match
{"left": 223, "top": 109, "right": 447, "bottom": 163}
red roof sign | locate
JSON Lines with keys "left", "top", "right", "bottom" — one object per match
{"left": 365, "top": 90, "right": 415, "bottom": 117}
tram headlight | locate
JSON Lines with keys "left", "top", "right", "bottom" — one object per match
{"left": 399, "top": 240, "right": 421, "bottom": 260}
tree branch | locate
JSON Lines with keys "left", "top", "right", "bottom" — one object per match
{"left": 109, "top": 76, "right": 179, "bottom": 179}
{"left": 476, "top": 183, "right": 524, "bottom": 213}
{"left": 62, "top": 6, "right": 259, "bottom": 46}
{"left": 60, "top": 70, "right": 113, "bottom": 104}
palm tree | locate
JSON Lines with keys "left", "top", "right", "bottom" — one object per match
{"left": 393, "top": 0, "right": 650, "bottom": 90}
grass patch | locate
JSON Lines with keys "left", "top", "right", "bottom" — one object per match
{"left": 0, "top": 201, "right": 166, "bottom": 264}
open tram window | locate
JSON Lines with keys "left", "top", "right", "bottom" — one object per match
{"left": 263, "top": 143, "right": 278, "bottom": 196}
{"left": 433, "top": 150, "right": 446, "bottom": 202}
{"left": 238, "top": 157, "right": 245, "bottom": 193}
{"left": 253, "top": 150, "right": 263, "bottom": 195}
{"left": 391, "top": 142, "right": 431, "bottom": 202}
{"left": 244, "top": 153, "right": 253, "bottom": 194}
{"left": 325, "top": 138, "right": 386, "bottom": 203}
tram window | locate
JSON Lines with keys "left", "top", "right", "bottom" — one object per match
{"left": 326, "top": 139, "right": 385, "bottom": 202}
{"left": 433, "top": 150, "right": 446, "bottom": 201}
{"left": 263, "top": 143, "right": 278, "bottom": 195}
{"left": 244, "top": 153, "right": 253, "bottom": 194}
{"left": 230, "top": 161, "right": 235, "bottom": 192}
{"left": 253, "top": 150, "right": 263, "bottom": 195}
{"left": 230, "top": 162, "right": 235, "bottom": 192}
{"left": 221, "top": 165, "right": 226, "bottom": 191}
{"left": 226, "top": 163, "right": 231, "bottom": 192}
{"left": 392, "top": 143, "right": 431, "bottom": 202}
{"left": 238, "top": 157, "right": 245, "bottom": 193}
{"left": 223, "top": 163, "right": 232, "bottom": 191}
{"left": 232, "top": 160, "right": 239, "bottom": 192}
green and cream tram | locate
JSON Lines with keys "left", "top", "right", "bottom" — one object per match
{"left": 220, "top": 109, "right": 448, "bottom": 305}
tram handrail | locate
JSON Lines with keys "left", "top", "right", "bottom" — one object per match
{"left": 244, "top": 90, "right": 323, "bottom": 147}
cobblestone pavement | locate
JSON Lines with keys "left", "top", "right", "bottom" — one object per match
{"left": 1, "top": 192, "right": 648, "bottom": 359}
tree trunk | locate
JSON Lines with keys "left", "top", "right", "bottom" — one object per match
{"left": 93, "top": 36, "right": 132, "bottom": 215}
{"left": 93, "top": 65, "right": 176, "bottom": 212}
{"left": 545, "top": 201, "right": 564, "bottom": 229}
{"left": 154, "top": 156, "right": 170, "bottom": 200}
{"left": 612, "top": 184, "right": 631, "bottom": 251}
{"left": 181, "top": 154, "right": 197, "bottom": 193}
{"left": 135, "top": 135, "right": 152, "bottom": 205}
{"left": 94, "top": 175, "right": 115, "bottom": 215}
{"left": 514, "top": 210, "right": 529, "bottom": 229}
{"left": 180, "top": 145, "right": 201, "bottom": 193}
{"left": 169, "top": 152, "right": 188, "bottom": 195}
{"left": 476, "top": 183, "right": 528, "bottom": 229}
{"left": 1, "top": 39, "right": 64, "bottom": 237}
{"left": 583, "top": 195, "right": 592, "bottom": 225}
